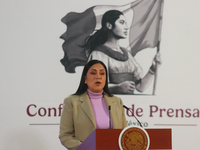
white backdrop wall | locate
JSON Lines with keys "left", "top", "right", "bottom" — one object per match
{"left": 1, "top": 0, "right": 200, "bottom": 149}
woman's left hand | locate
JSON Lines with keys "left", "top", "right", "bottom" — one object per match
{"left": 149, "top": 53, "right": 162, "bottom": 75}
{"left": 152, "top": 53, "right": 162, "bottom": 68}
{"left": 152, "top": 53, "right": 162, "bottom": 67}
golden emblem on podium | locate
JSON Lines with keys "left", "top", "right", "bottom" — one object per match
{"left": 119, "top": 126, "right": 150, "bottom": 150}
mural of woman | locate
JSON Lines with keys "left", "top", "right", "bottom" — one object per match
{"left": 85, "top": 10, "right": 161, "bottom": 94}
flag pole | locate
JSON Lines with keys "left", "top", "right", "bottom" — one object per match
{"left": 152, "top": 41, "right": 160, "bottom": 95}
{"left": 152, "top": 0, "right": 164, "bottom": 95}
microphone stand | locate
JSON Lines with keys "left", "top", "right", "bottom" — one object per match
{"left": 123, "top": 105, "right": 143, "bottom": 128}
{"left": 108, "top": 105, "right": 112, "bottom": 129}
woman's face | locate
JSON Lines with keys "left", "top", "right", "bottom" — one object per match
{"left": 112, "top": 15, "right": 128, "bottom": 38}
{"left": 85, "top": 63, "right": 106, "bottom": 93}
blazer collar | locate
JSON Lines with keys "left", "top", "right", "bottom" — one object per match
{"left": 79, "top": 91, "right": 116, "bottom": 128}
{"left": 104, "top": 93, "right": 115, "bottom": 106}
{"left": 79, "top": 92, "right": 96, "bottom": 127}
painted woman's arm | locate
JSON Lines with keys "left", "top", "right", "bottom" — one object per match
{"left": 136, "top": 53, "right": 161, "bottom": 92}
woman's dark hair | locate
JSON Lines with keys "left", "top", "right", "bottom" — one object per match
{"left": 74, "top": 60, "right": 113, "bottom": 96}
{"left": 85, "top": 10, "right": 123, "bottom": 54}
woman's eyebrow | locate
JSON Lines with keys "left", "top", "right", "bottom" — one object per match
{"left": 89, "top": 69, "right": 97, "bottom": 71}
{"left": 100, "top": 69, "right": 105, "bottom": 71}
{"left": 90, "top": 69, "right": 105, "bottom": 71}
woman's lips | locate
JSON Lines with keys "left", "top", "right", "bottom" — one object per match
{"left": 95, "top": 81, "right": 101, "bottom": 85}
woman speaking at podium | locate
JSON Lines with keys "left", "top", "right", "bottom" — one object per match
{"left": 59, "top": 60, "right": 127, "bottom": 150}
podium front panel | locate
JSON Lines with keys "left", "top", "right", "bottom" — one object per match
{"left": 77, "top": 128, "right": 172, "bottom": 150}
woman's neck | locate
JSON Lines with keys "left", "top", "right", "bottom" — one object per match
{"left": 105, "top": 35, "right": 119, "bottom": 45}
{"left": 104, "top": 39, "right": 122, "bottom": 52}
{"left": 87, "top": 89, "right": 103, "bottom": 99}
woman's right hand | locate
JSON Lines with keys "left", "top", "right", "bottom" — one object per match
{"left": 118, "top": 81, "right": 136, "bottom": 94}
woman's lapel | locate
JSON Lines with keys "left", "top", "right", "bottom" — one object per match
{"left": 79, "top": 92, "right": 96, "bottom": 127}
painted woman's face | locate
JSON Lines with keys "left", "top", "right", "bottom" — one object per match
{"left": 85, "top": 63, "right": 106, "bottom": 93}
{"left": 112, "top": 15, "right": 128, "bottom": 38}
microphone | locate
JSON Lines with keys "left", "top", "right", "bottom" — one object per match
{"left": 123, "top": 105, "right": 143, "bottom": 128}
{"left": 108, "top": 105, "right": 112, "bottom": 129}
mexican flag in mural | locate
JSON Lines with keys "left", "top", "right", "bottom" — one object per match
{"left": 60, "top": 0, "right": 164, "bottom": 73}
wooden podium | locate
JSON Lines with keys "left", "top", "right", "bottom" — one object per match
{"left": 77, "top": 128, "right": 172, "bottom": 150}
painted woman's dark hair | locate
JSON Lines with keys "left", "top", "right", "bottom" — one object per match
{"left": 85, "top": 10, "right": 123, "bottom": 54}
{"left": 74, "top": 60, "right": 113, "bottom": 96}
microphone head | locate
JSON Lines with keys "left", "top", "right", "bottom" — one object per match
{"left": 123, "top": 105, "right": 129, "bottom": 110}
